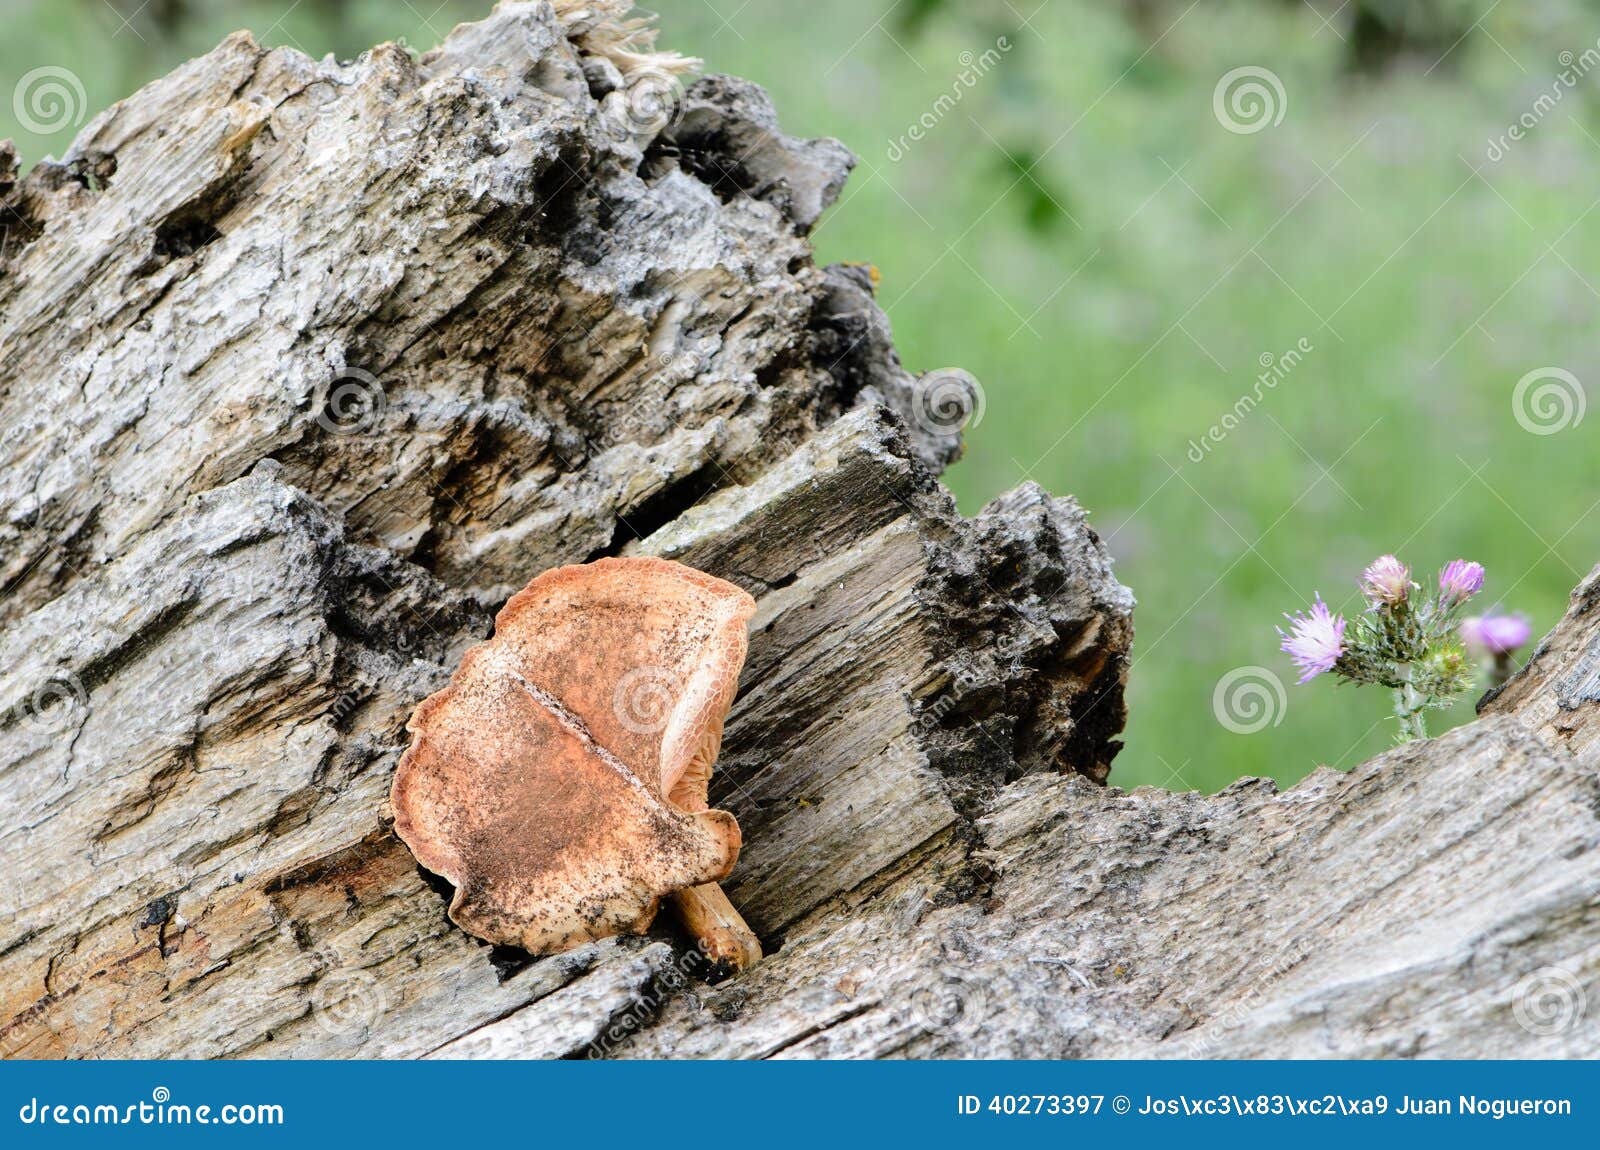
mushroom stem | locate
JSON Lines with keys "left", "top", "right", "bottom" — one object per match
{"left": 670, "top": 882, "right": 762, "bottom": 972}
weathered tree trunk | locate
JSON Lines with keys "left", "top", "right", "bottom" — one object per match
{"left": 1, "top": 2, "right": 1595, "bottom": 1060}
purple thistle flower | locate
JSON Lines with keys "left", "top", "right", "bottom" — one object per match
{"left": 1438, "top": 559, "right": 1485, "bottom": 605}
{"left": 1461, "top": 612, "right": 1532, "bottom": 655}
{"left": 1360, "top": 554, "right": 1411, "bottom": 608}
{"left": 1279, "top": 595, "right": 1346, "bottom": 684}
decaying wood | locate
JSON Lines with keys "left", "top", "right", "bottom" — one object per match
{"left": 1, "top": 1, "right": 1595, "bottom": 1060}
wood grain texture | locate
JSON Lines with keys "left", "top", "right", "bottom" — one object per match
{"left": 1, "top": 2, "right": 1593, "bottom": 1060}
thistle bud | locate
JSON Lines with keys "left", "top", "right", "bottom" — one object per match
{"left": 1360, "top": 554, "right": 1411, "bottom": 608}
{"left": 1438, "top": 559, "right": 1485, "bottom": 605}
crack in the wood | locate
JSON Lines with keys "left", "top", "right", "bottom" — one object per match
{"left": 754, "top": 999, "right": 876, "bottom": 1059}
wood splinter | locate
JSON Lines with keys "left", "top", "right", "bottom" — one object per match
{"left": 391, "top": 556, "right": 763, "bottom": 973}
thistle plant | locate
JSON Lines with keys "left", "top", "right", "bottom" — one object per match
{"left": 1278, "top": 556, "right": 1528, "bottom": 743}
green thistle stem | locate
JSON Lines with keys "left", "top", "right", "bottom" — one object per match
{"left": 1392, "top": 664, "right": 1429, "bottom": 743}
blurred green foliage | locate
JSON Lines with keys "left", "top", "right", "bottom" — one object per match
{"left": 5, "top": 0, "right": 1598, "bottom": 791}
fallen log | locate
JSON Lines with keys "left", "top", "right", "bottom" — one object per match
{"left": 0, "top": 1, "right": 1593, "bottom": 1059}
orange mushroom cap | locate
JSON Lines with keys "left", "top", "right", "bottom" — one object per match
{"left": 391, "top": 557, "right": 756, "bottom": 954}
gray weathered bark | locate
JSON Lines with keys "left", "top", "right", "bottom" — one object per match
{"left": 1, "top": 2, "right": 1595, "bottom": 1060}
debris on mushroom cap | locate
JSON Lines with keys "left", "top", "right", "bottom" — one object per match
{"left": 391, "top": 557, "right": 756, "bottom": 955}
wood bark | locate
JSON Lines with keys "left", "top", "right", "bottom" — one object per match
{"left": 1, "top": 1, "right": 1595, "bottom": 1059}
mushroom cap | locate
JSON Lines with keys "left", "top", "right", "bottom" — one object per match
{"left": 391, "top": 557, "right": 756, "bottom": 954}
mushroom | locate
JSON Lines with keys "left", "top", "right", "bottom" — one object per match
{"left": 391, "top": 556, "right": 763, "bottom": 971}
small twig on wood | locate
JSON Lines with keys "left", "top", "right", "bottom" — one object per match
{"left": 1029, "top": 956, "right": 1095, "bottom": 989}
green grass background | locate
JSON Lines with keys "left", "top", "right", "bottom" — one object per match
{"left": 5, "top": 0, "right": 1597, "bottom": 790}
